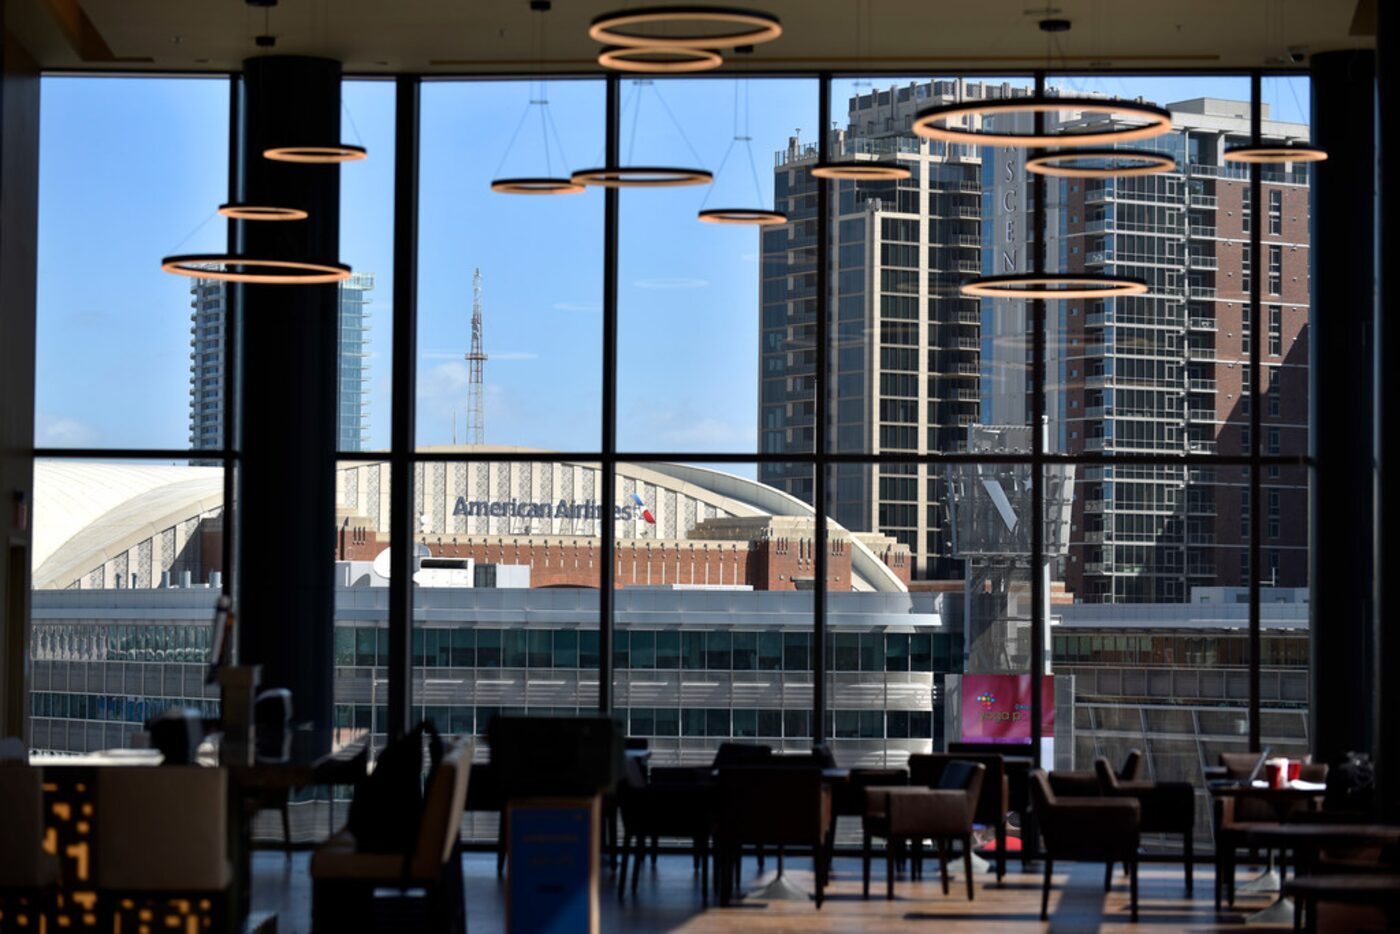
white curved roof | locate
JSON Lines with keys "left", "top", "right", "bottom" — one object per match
{"left": 32, "top": 462, "right": 223, "bottom": 588}
{"left": 32, "top": 453, "right": 906, "bottom": 593}
{"left": 641, "top": 462, "right": 907, "bottom": 594}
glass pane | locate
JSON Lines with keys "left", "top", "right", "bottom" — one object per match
{"left": 613, "top": 461, "right": 812, "bottom": 766}
{"left": 417, "top": 80, "right": 604, "bottom": 450}
{"left": 619, "top": 78, "right": 817, "bottom": 454}
{"left": 35, "top": 77, "right": 229, "bottom": 450}
{"left": 29, "top": 458, "right": 226, "bottom": 762}
{"left": 338, "top": 80, "right": 396, "bottom": 453}
{"left": 407, "top": 458, "right": 601, "bottom": 843}
{"left": 1039, "top": 75, "right": 1250, "bottom": 471}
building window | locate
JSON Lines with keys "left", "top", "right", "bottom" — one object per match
{"left": 1268, "top": 189, "right": 1282, "bottom": 235}
{"left": 1241, "top": 489, "right": 1250, "bottom": 537}
{"left": 1268, "top": 244, "right": 1282, "bottom": 294}
{"left": 1268, "top": 426, "right": 1280, "bottom": 455}
{"left": 1242, "top": 307, "right": 1252, "bottom": 354}
{"left": 1243, "top": 186, "right": 1252, "bottom": 233}
{"left": 1268, "top": 490, "right": 1281, "bottom": 538}
{"left": 1242, "top": 243, "right": 1252, "bottom": 294}
{"left": 1268, "top": 376, "right": 1281, "bottom": 417}
{"left": 1268, "top": 305, "right": 1282, "bottom": 356}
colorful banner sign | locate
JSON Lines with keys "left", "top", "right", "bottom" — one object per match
{"left": 961, "top": 673, "right": 1055, "bottom": 744}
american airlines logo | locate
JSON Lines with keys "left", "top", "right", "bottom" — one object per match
{"left": 451, "top": 494, "right": 656, "bottom": 523}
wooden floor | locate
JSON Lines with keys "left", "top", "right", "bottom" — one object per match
{"left": 252, "top": 849, "right": 1291, "bottom": 933}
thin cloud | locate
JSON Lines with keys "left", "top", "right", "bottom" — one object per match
{"left": 36, "top": 413, "right": 98, "bottom": 446}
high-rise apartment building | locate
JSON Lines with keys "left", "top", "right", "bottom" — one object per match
{"left": 985, "top": 97, "right": 1311, "bottom": 601}
{"left": 761, "top": 80, "right": 1032, "bottom": 579}
{"left": 187, "top": 273, "right": 375, "bottom": 457}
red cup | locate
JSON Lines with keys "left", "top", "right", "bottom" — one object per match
{"left": 1287, "top": 760, "right": 1302, "bottom": 782}
{"left": 1265, "top": 761, "right": 1285, "bottom": 789}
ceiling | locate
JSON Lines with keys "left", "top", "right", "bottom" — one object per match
{"left": 7, "top": 0, "right": 1374, "bottom": 75}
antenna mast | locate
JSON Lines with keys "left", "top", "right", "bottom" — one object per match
{"left": 465, "top": 267, "right": 487, "bottom": 444}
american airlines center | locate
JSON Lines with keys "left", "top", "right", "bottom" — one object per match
{"left": 29, "top": 448, "right": 951, "bottom": 771}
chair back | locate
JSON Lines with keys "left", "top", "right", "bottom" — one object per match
{"left": 95, "top": 766, "right": 229, "bottom": 891}
{"left": 1119, "top": 748, "right": 1146, "bottom": 781}
{"left": 718, "top": 766, "right": 827, "bottom": 847}
{"left": 910, "top": 752, "right": 1006, "bottom": 826}
{"left": 0, "top": 766, "right": 49, "bottom": 887}
{"left": 937, "top": 759, "right": 986, "bottom": 797}
{"left": 1219, "top": 751, "right": 1267, "bottom": 781}
{"left": 413, "top": 738, "right": 474, "bottom": 875}
{"left": 835, "top": 767, "right": 907, "bottom": 816}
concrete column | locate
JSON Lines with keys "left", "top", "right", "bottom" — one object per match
{"left": 1308, "top": 50, "right": 1377, "bottom": 765}
{"left": 235, "top": 56, "right": 343, "bottom": 751}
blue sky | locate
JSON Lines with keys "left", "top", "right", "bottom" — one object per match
{"left": 34, "top": 73, "right": 1309, "bottom": 455}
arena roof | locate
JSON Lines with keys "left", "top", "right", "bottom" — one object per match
{"left": 32, "top": 462, "right": 223, "bottom": 589}
{"left": 33, "top": 454, "right": 908, "bottom": 592}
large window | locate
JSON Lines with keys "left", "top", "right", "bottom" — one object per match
{"left": 28, "top": 70, "right": 1316, "bottom": 856}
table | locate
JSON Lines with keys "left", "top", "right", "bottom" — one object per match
{"left": 1209, "top": 784, "right": 1327, "bottom": 918}
{"left": 1283, "top": 873, "right": 1400, "bottom": 933}
{"left": 1234, "top": 823, "right": 1400, "bottom": 927}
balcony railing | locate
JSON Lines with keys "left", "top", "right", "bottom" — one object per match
{"left": 1188, "top": 285, "right": 1217, "bottom": 300}
{"left": 1188, "top": 316, "right": 1217, "bottom": 331}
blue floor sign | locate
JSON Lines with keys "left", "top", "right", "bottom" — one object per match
{"left": 507, "top": 797, "right": 600, "bottom": 934}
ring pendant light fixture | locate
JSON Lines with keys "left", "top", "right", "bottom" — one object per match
{"left": 589, "top": 6, "right": 781, "bottom": 50}
{"left": 811, "top": 161, "right": 911, "bottom": 181}
{"left": 597, "top": 45, "right": 723, "bottom": 73}
{"left": 571, "top": 78, "right": 712, "bottom": 189}
{"left": 696, "top": 81, "right": 787, "bottom": 225}
{"left": 492, "top": 2, "right": 586, "bottom": 193}
{"left": 960, "top": 273, "right": 1148, "bottom": 300}
{"left": 491, "top": 177, "right": 586, "bottom": 194}
{"left": 914, "top": 97, "right": 1173, "bottom": 148}
{"left": 1223, "top": 144, "right": 1327, "bottom": 164}
{"left": 571, "top": 166, "right": 712, "bottom": 187}
{"left": 1024, "top": 148, "right": 1177, "bottom": 178}
{"left": 160, "top": 254, "right": 353, "bottom": 285}
{"left": 697, "top": 208, "right": 785, "bottom": 225}
{"left": 263, "top": 144, "right": 367, "bottom": 164}
{"left": 955, "top": 19, "right": 1166, "bottom": 298}
{"left": 218, "top": 203, "right": 309, "bottom": 220}
{"left": 811, "top": 2, "right": 909, "bottom": 181}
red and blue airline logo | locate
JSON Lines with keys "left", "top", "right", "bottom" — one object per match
{"left": 631, "top": 492, "right": 656, "bottom": 525}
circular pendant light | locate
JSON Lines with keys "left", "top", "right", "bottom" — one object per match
{"left": 491, "top": 6, "right": 587, "bottom": 194}
{"left": 1023, "top": 149, "right": 1177, "bottom": 178}
{"left": 698, "top": 208, "right": 786, "bottom": 225}
{"left": 571, "top": 166, "right": 712, "bottom": 187}
{"left": 960, "top": 273, "right": 1148, "bottom": 299}
{"left": 490, "top": 177, "right": 587, "bottom": 195}
{"left": 589, "top": 6, "right": 781, "bottom": 50}
{"left": 913, "top": 98, "right": 1173, "bottom": 148}
{"left": 1223, "top": 144, "right": 1327, "bottom": 164}
{"left": 810, "top": 161, "right": 911, "bottom": 181}
{"left": 263, "top": 144, "right": 368, "bottom": 164}
{"left": 217, "top": 203, "right": 309, "bottom": 221}
{"left": 597, "top": 45, "right": 723, "bottom": 73}
{"left": 160, "top": 254, "right": 352, "bottom": 285}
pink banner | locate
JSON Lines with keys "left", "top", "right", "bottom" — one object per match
{"left": 961, "top": 674, "right": 1055, "bottom": 744}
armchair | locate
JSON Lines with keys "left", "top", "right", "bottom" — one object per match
{"left": 1029, "top": 769, "right": 1141, "bottom": 922}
